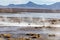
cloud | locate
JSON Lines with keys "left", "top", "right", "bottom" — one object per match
{"left": 0, "top": 0, "right": 29, "bottom": 5}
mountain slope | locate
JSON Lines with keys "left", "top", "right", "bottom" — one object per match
{"left": 0, "top": 1, "right": 60, "bottom": 9}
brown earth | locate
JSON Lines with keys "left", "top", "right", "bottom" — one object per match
{"left": 0, "top": 8, "right": 60, "bottom": 13}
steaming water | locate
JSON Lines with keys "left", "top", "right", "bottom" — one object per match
{"left": 0, "top": 13, "right": 59, "bottom": 31}
{"left": 0, "top": 13, "right": 60, "bottom": 40}
{"left": 0, "top": 13, "right": 60, "bottom": 31}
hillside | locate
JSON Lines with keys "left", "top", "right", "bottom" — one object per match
{"left": 0, "top": 1, "right": 60, "bottom": 13}
{"left": 1, "top": 1, "right": 60, "bottom": 9}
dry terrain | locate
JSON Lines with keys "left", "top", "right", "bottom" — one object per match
{"left": 0, "top": 8, "right": 60, "bottom": 13}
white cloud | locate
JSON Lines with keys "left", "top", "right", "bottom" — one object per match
{"left": 30, "top": 0, "right": 60, "bottom": 5}
{"left": 0, "top": 0, "right": 29, "bottom": 5}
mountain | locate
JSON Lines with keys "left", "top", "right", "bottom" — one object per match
{"left": 7, "top": 1, "right": 49, "bottom": 9}
{"left": 8, "top": 1, "right": 40, "bottom": 8}
{"left": 49, "top": 2, "right": 60, "bottom": 9}
{"left": 1, "top": 1, "right": 60, "bottom": 9}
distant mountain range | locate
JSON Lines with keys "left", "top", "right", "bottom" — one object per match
{"left": 1, "top": 1, "right": 60, "bottom": 9}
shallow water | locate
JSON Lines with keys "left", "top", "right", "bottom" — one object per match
{"left": 0, "top": 13, "right": 60, "bottom": 40}
{"left": 0, "top": 13, "right": 60, "bottom": 18}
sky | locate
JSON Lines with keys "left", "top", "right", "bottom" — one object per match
{"left": 0, "top": 0, "right": 60, "bottom": 6}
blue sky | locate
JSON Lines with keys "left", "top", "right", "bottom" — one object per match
{"left": 0, "top": 0, "right": 60, "bottom": 6}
